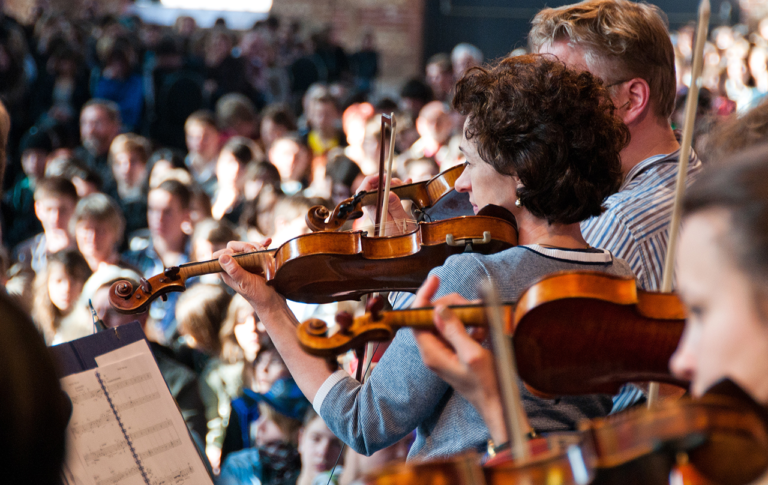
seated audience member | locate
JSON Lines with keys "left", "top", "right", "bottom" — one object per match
{"left": 221, "top": 294, "right": 267, "bottom": 369}
{"left": 425, "top": 53, "right": 455, "bottom": 103}
{"left": 93, "top": 36, "right": 144, "bottom": 132}
{"left": 270, "top": 195, "right": 316, "bottom": 247}
{"left": 109, "top": 133, "right": 151, "bottom": 235}
{"left": 13, "top": 177, "right": 79, "bottom": 275}
{"left": 80, "top": 266, "right": 209, "bottom": 443}
{"left": 222, "top": 344, "right": 293, "bottom": 461}
{"left": 401, "top": 157, "right": 439, "bottom": 183}
{"left": 451, "top": 42, "right": 483, "bottom": 78}
{"left": 0, "top": 289, "right": 69, "bottom": 485}
{"left": 324, "top": 152, "right": 364, "bottom": 206}
{"left": 146, "top": 148, "right": 188, "bottom": 190}
{"left": 243, "top": 160, "right": 282, "bottom": 204}
{"left": 341, "top": 102, "right": 374, "bottom": 167}
{"left": 217, "top": 93, "right": 259, "bottom": 139}
{"left": 192, "top": 218, "right": 239, "bottom": 261}
{"left": 404, "top": 101, "right": 453, "bottom": 166}
{"left": 72, "top": 193, "right": 130, "bottom": 271}
{"left": 123, "top": 179, "right": 192, "bottom": 342}
{"left": 175, "top": 283, "right": 234, "bottom": 468}
{"left": 3, "top": 127, "right": 57, "bottom": 248}
{"left": 45, "top": 153, "right": 103, "bottom": 197}
{"left": 31, "top": 248, "right": 91, "bottom": 343}
{"left": 185, "top": 110, "right": 222, "bottom": 197}
{"left": 220, "top": 409, "right": 343, "bottom": 485}
{"left": 212, "top": 137, "right": 262, "bottom": 224}
{"left": 304, "top": 94, "right": 346, "bottom": 158}
{"left": 268, "top": 135, "right": 312, "bottom": 195}
{"left": 75, "top": 99, "right": 122, "bottom": 194}
{"left": 260, "top": 104, "right": 297, "bottom": 151}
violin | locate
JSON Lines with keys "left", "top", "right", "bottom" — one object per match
{"left": 108, "top": 205, "right": 518, "bottom": 314}
{"left": 297, "top": 271, "right": 687, "bottom": 395}
{"left": 306, "top": 163, "right": 473, "bottom": 232}
{"left": 359, "top": 379, "right": 768, "bottom": 485}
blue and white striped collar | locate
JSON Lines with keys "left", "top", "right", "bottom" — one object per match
{"left": 523, "top": 244, "right": 613, "bottom": 263}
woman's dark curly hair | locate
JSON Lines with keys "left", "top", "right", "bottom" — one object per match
{"left": 452, "top": 54, "right": 629, "bottom": 225}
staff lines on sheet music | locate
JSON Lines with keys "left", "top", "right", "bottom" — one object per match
{"left": 83, "top": 440, "right": 130, "bottom": 464}
{"left": 127, "top": 419, "right": 174, "bottom": 440}
{"left": 72, "top": 411, "right": 115, "bottom": 436}
{"left": 102, "top": 372, "right": 153, "bottom": 392}
{"left": 113, "top": 392, "right": 161, "bottom": 412}
{"left": 69, "top": 387, "right": 105, "bottom": 404}
{"left": 138, "top": 439, "right": 183, "bottom": 460}
{"left": 93, "top": 465, "right": 142, "bottom": 485}
{"left": 151, "top": 465, "right": 194, "bottom": 485}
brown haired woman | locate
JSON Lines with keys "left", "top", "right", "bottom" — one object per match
{"left": 215, "top": 54, "right": 634, "bottom": 460}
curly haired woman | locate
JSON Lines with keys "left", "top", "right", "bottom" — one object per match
{"left": 215, "top": 54, "right": 635, "bottom": 461}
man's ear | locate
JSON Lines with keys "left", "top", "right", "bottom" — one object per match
{"left": 34, "top": 200, "right": 42, "bottom": 221}
{"left": 621, "top": 78, "right": 651, "bottom": 126}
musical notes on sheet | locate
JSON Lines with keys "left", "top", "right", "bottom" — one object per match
{"left": 60, "top": 342, "right": 213, "bottom": 485}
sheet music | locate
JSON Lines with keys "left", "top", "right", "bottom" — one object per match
{"left": 61, "top": 347, "right": 212, "bottom": 485}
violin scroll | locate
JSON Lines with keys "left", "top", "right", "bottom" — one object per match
{"left": 108, "top": 269, "right": 187, "bottom": 315}
{"left": 306, "top": 194, "right": 365, "bottom": 232}
{"left": 297, "top": 312, "right": 396, "bottom": 357}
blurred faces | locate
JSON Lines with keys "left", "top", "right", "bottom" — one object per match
{"left": 454, "top": 121, "right": 518, "bottom": 214}
{"left": 216, "top": 150, "right": 245, "bottom": 189}
{"left": 75, "top": 218, "right": 119, "bottom": 270}
{"left": 112, "top": 150, "right": 147, "bottom": 191}
{"left": 47, "top": 263, "right": 83, "bottom": 313}
{"left": 426, "top": 63, "right": 454, "bottom": 101}
{"left": 147, "top": 188, "right": 189, "bottom": 245}
{"left": 22, "top": 149, "right": 48, "bottom": 180}
{"left": 260, "top": 117, "right": 289, "bottom": 151}
{"left": 185, "top": 121, "right": 220, "bottom": 162}
{"left": 269, "top": 138, "right": 310, "bottom": 182}
{"left": 234, "top": 308, "right": 265, "bottom": 361}
{"left": 670, "top": 209, "right": 768, "bottom": 401}
{"left": 298, "top": 415, "right": 343, "bottom": 476}
{"left": 308, "top": 100, "right": 339, "bottom": 135}
{"left": 254, "top": 348, "right": 290, "bottom": 393}
{"left": 80, "top": 105, "right": 120, "bottom": 156}
{"left": 254, "top": 413, "right": 288, "bottom": 446}
{"left": 35, "top": 195, "right": 77, "bottom": 235}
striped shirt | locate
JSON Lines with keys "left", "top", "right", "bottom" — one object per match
{"left": 581, "top": 146, "right": 701, "bottom": 412}
{"left": 581, "top": 147, "right": 702, "bottom": 291}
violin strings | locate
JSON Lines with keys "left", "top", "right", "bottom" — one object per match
{"left": 324, "top": 342, "right": 381, "bottom": 485}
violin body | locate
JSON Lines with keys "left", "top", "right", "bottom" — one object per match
{"left": 306, "top": 164, "right": 472, "bottom": 232}
{"left": 109, "top": 209, "right": 518, "bottom": 314}
{"left": 512, "top": 271, "right": 688, "bottom": 396}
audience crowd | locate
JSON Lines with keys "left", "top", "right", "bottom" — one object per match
{"left": 3, "top": 3, "right": 768, "bottom": 484}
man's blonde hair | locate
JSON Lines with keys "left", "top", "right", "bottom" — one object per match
{"left": 529, "top": 0, "right": 676, "bottom": 119}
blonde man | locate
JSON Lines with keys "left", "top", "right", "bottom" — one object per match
{"left": 530, "top": 0, "right": 701, "bottom": 409}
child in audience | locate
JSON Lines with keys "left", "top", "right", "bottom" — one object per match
{"left": 175, "top": 283, "right": 233, "bottom": 469}
{"left": 220, "top": 408, "right": 343, "bottom": 485}
{"left": 13, "top": 177, "right": 79, "bottom": 275}
{"left": 221, "top": 343, "right": 293, "bottom": 461}
{"left": 212, "top": 137, "right": 261, "bottom": 224}
{"left": 109, "top": 133, "right": 151, "bottom": 235}
{"left": 31, "top": 249, "right": 92, "bottom": 343}
{"left": 72, "top": 193, "right": 128, "bottom": 271}
{"left": 185, "top": 110, "right": 221, "bottom": 197}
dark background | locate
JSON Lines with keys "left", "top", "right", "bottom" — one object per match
{"left": 423, "top": 0, "right": 738, "bottom": 63}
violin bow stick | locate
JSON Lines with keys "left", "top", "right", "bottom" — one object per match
{"left": 648, "top": 0, "right": 710, "bottom": 408}
{"left": 364, "top": 113, "right": 397, "bottom": 382}
{"left": 483, "top": 280, "right": 532, "bottom": 460}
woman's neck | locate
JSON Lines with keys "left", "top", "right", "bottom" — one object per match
{"left": 515, "top": 211, "right": 588, "bottom": 249}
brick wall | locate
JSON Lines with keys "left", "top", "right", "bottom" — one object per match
{"left": 5, "top": 0, "right": 426, "bottom": 90}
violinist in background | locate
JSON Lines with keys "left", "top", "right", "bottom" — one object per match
{"left": 413, "top": 146, "right": 768, "bottom": 483}
{"left": 530, "top": 0, "right": 702, "bottom": 410}
{"left": 215, "top": 54, "right": 633, "bottom": 461}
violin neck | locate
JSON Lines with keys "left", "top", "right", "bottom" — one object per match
{"left": 179, "top": 249, "right": 277, "bottom": 279}
{"left": 383, "top": 305, "right": 514, "bottom": 330}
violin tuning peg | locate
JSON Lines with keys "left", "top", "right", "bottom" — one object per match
{"left": 366, "top": 296, "right": 386, "bottom": 320}
{"left": 335, "top": 312, "right": 354, "bottom": 333}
